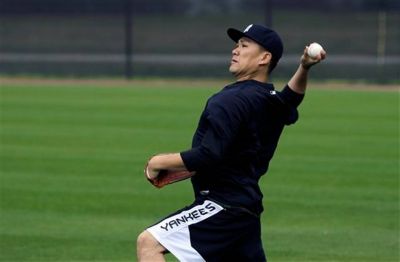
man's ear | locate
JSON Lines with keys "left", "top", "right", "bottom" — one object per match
{"left": 259, "top": 52, "right": 272, "bottom": 66}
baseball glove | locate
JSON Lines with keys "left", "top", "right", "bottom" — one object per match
{"left": 144, "top": 164, "right": 194, "bottom": 188}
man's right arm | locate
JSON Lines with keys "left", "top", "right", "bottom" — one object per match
{"left": 287, "top": 45, "right": 326, "bottom": 95}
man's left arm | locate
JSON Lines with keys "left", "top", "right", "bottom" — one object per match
{"left": 145, "top": 153, "right": 186, "bottom": 180}
{"left": 145, "top": 92, "right": 248, "bottom": 182}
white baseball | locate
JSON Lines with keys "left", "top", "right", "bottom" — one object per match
{"left": 307, "top": 42, "right": 324, "bottom": 59}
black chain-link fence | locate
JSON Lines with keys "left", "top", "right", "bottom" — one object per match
{"left": 0, "top": 0, "right": 399, "bottom": 82}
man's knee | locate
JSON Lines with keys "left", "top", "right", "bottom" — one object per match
{"left": 137, "top": 231, "right": 153, "bottom": 250}
{"left": 137, "top": 230, "right": 165, "bottom": 255}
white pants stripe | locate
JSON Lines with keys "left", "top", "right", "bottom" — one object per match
{"left": 147, "top": 200, "right": 223, "bottom": 262}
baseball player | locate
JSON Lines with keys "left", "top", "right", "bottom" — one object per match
{"left": 137, "top": 24, "right": 326, "bottom": 261}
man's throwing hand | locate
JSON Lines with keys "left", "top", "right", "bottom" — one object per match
{"left": 301, "top": 43, "right": 326, "bottom": 70}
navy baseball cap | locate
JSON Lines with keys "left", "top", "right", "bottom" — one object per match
{"left": 227, "top": 24, "right": 283, "bottom": 72}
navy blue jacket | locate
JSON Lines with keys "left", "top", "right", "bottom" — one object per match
{"left": 181, "top": 80, "right": 304, "bottom": 215}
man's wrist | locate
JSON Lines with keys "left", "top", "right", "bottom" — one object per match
{"left": 300, "top": 63, "right": 311, "bottom": 71}
{"left": 300, "top": 64, "right": 311, "bottom": 71}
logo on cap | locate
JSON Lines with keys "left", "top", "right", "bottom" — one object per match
{"left": 244, "top": 24, "right": 253, "bottom": 33}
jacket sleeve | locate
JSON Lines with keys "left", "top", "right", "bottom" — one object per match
{"left": 276, "top": 85, "right": 305, "bottom": 125}
{"left": 279, "top": 85, "right": 305, "bottom": 108}
{"left": 180, "top": 92, "right": 249, "bottom": 171}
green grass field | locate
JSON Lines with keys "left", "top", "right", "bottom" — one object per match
{"left": 0, "top": 79, "right": 398, "bottom": 261}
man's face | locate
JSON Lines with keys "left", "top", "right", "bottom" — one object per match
{"left": 229, "top": 37, "right": 270, "bottom": 79}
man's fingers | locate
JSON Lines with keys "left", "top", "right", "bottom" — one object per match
{"left": 320, "top": 50, "right": 327, "bottom": 60}
{"left": 145, "top": 165, "right": 154, "bottom": 179}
